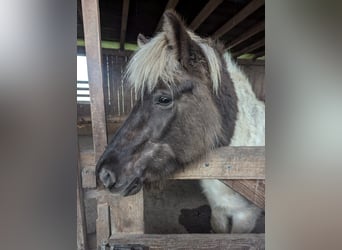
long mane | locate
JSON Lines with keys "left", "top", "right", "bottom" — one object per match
{"left": 125, "top": 30, "right": 222, "bottom": 97}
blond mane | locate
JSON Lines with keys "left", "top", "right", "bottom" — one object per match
{"left": 125, "top": 30, "right": 222, "bottom": 98}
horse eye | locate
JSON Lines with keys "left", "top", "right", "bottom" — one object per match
{"left": 158, "top": 96, "right": 171, "bottom": 105}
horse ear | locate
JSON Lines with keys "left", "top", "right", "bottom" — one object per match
{"left": 162, "top": 10, "right": 191, "bottom": 69}
{"left": 137, "top": 33, "right": 149, "bottom": 47}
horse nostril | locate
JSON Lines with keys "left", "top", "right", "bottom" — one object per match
{"left": 99, "top": 168, "right": 116, "bottom": 188}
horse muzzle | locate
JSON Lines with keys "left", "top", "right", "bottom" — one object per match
{"left": 98, "top": 168, "right": 143, "bottom": 196}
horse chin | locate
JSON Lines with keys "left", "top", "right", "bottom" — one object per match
{"left": 122, "top": 177, "right": 143, "bottom": 196}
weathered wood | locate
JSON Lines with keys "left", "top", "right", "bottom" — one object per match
{"left": 232, "top": 39, "right": 265, "bottom": 58}
{"left": 80, "top": 149, "right": 96, "bottom": 188}
{"left": 227, "top": 21, "right": 265, "bottom": 49}
{"left": 155, "top": 0, "right": 179, "bottom": 32}
{"left": 106, "top": 191, "right": 144, "bottom": 234}
{"left": 77, "top": 155, "right": 88, "bottom": 250}
{"left": 81, "top": 166, "right": 97, "bottom": 188}
{"left": 109, "top": 233, "right": 265, "bottom": 250}
{"left": 221, "top": 180, "right": 265, "bottom": 209}
{"left": 120, "top": 0, "right": 130, "bottom": 50}
{"left": 189, "top": 0, "right": 223, "bottom": 30}
{"left": 172, "top": 146, "right": 265, "bottom": 179}
{"left": 96, "top": 203, "right": 110, "bottom": 247}
{"left": 79, "top": 147, "right": 265, "bottom": 180}
{"left": 81, "top": 0, "right": 108, "bottom": 163}
{"left": 213, "top": 0, "right": 265, "bottom": 39}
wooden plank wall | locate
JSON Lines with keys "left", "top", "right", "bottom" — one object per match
{"left": 102, "top": 54, "right": 136, "bottom": 118}
{"left": 239, "top": 59, "right": 265, "bottom": 102}
{"left": 77, "top": 57, "right": 265, "bottom": 122}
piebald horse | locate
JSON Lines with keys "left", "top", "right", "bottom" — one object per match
{"left": 96, "top": 10, "right": 265, "bottom": 233}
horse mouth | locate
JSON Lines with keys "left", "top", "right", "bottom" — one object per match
{"left": 109, "top": 177, "right": 142, "bottom": 197}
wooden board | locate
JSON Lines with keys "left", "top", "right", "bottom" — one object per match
{"left": 107, "top": 191, "right": 144, "bottom": 234}
{"left": 80, "top": 149, "right": 96, "bottom": 188}
{"left": 96, "top": 202, "right": 110, "bottom": 247}
{"left": 81, "top": 0, "right": 107, "bottom": 163}
{"left": 220, "top": 180, "right": 265, "bottom": 209}
{"left": 79, "top": 146, "right": 265, "bottom": 181}
{"left": 172, "top": 146, "right": 265, "bottom": 180}
{"left": 77, "top": 157, "right": 88, "bottom": 250}
{"left": 109, "top": 233, "right": 265, "bottom": 250}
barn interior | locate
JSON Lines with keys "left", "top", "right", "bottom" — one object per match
{"left": 77, "top": 0, "right": 265, "bottom": 249}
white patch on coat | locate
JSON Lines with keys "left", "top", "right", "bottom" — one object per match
{"left": 201, "top": 53, "right": 265, "bottom": 233}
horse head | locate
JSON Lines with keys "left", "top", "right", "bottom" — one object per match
{"left": 95, "top": 10, "right": 237, "bottom": 196}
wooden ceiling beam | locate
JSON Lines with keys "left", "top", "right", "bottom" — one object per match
{"left": 154, "top": 0, "right": 179, "bottom": 32}
{"left": 120, "top": 0, "right": 130, "bottom": 50}
{"left": 226, "top": 21, "right": 264, "bottom": 49}
{"left": 232, "top": 38, "right": 265, "bottom": 58}
{"left": 212, "top": 0, "right": 264, "bottom": 39}
{"left": 189, "top": 0, "right": 223, "bottom": 31}
{"left": 252, "top": 50, "right": 265, "bottom": 60}
{"left": 77, "top": 0, "right": 83, "bottom": 23}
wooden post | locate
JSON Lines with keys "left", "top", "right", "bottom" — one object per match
{"left": 81, "top": 0, "right": 107, "bottom": 164}
{"left": 96, "top": 203, "right": 110, "bottom": 247}
{"left": 77, "top": 155, "right": 88, "bottom": 250}
{"left": 81, "top": 1, "right": 144, "bottom": 248}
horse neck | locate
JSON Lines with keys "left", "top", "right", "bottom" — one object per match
{"left": 221, "top": 53, "right": 265, "bottom": 147}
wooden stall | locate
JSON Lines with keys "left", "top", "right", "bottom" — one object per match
{"left": 77, "top": 0, "right": 265, "bottom": 249}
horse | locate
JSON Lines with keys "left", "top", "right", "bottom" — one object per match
{"left": 95, "top": 10, "right": 265, "bottom": 233}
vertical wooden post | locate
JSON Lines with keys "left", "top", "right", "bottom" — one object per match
{"left": 81, "top": 1, "right": 144, "bottom": 248}
{"left": 77, "top": 155, "right": 88, "bottom": 250}
{"left": 81, "top": 0, "right": 107, "bottom": 163}
{"left": 96, "top": 203, "right": 110, "bottom": 247}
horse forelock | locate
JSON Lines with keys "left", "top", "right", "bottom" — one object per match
{"left": 125, "top": 31, "right": 222, "bottom": 98}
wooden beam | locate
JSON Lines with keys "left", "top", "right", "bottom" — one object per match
{"left": 237, "top": 58, "right": 265, "bottom": 66}
{"left": 96, "top": 203, "right": 110, "bottom": 247}
{"left": 120, "top": 0, "right": 130, "bottom": 51}
{"left": 81, "top": 0, "right": 107, "bottom": 162}
{"left": 221, "top": 180, "right": 265, "bottom": 209}
{"left": 252, "top": 50, "right": 265, "bottom": 60}
{"left": 77, "top": 150, "right": 88, "bottom": 250}
{"left": 232, "top": 38, "right": 265, "bottom": 58}
{"left": 154, "top": 0, "right": 179, "bottom": 32}
{"left": 77, "top": 0, "right": 83, "bottom": 23}
{"left": 79, "top": 146, "right": 265, "bottom": 180}
{"left": 189, "top": 0, "right": 223, "bottom": 30}
{"left": 226, "top": 21, "right": 265, "bottom": 49}
{"left": 172, "top": 146, "right": 265, "bottom": 179}
{"left": 212, "top": 0, "right": 265, "bottom": 39}
{"left": 108, "top": 190, "right": 144, "bottom": 234}
{"left": 109, "top": 234, "right": 265, "bottom": 249}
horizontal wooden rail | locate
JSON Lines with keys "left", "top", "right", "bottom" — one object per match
{"left": 172, "top": 146, "right": 265, "bottom": 179}
{"left": 108, "top": 233, "right": 265, "bottom": 249}
{"left": 80, "top": 146, "right": 265, "bottom": 188}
